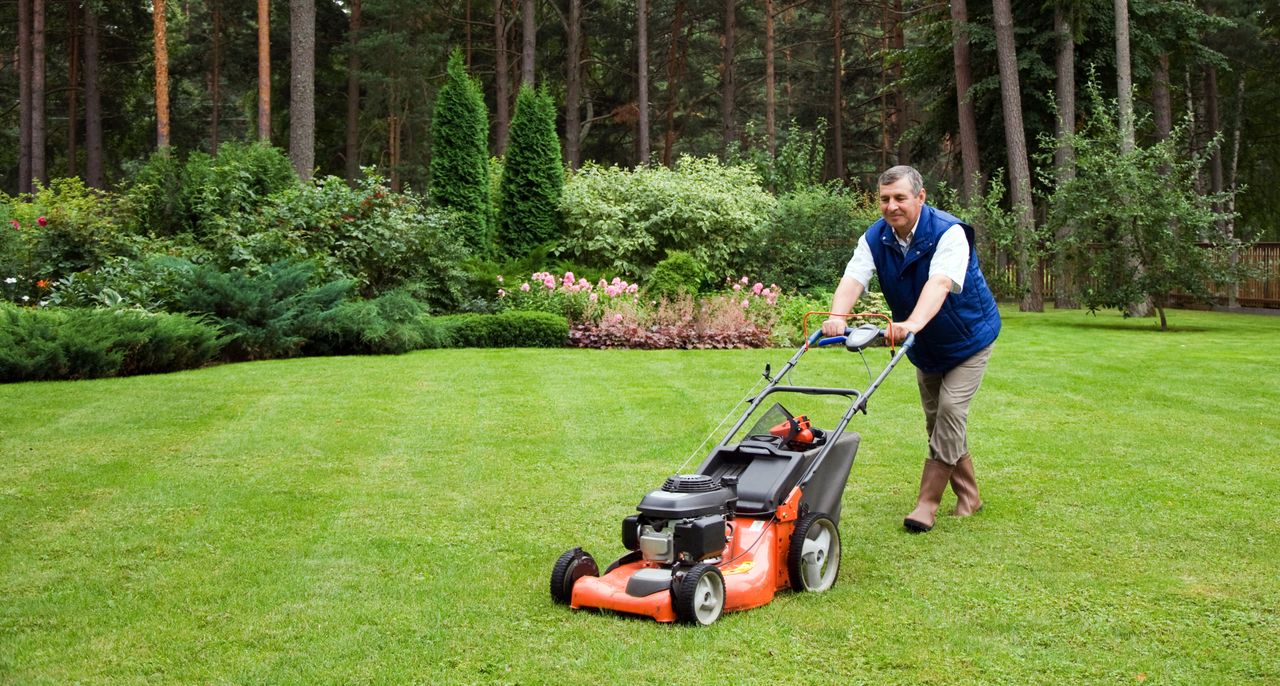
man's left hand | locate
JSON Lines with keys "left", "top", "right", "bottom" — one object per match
{"left": 887, "top": 320, "right": 922, "bottom": 345}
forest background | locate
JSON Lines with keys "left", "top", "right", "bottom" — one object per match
{"left": 3, "top": 0, "right": 1275, "bottom": 239}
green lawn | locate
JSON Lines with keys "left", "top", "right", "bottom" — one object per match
{"left": 2, "top": 306, "right": 1278, "bottom": 685}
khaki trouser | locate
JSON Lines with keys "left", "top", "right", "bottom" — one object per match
{"left": 916, "top": 344, "right": 993, "bottom": 466}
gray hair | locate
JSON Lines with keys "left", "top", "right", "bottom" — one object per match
{"left": 878, "top": 165, "right": 924, "bottom": 196}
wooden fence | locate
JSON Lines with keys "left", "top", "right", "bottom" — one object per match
{"left": 992, "top": 242, "right": 1280, "bottom": 309}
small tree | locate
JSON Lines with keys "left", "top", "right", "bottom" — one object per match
{"left": 429, "top": 49, "right": 492, "bottom": 254}
{"left": 497, "top": 86, "right": 564, "bottom": 257}
{"left": 1044, "top": 80, "right": 1247, "bottom": 330}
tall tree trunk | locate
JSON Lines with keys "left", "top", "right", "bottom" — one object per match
{"left": 494, "top": 0, "right": 510, "bottom": 154}
{"left": 83, "top": 2, "right": 102, "bottom": 188}
{"left": 892, "top": 0, "right": 909, "bottom": 164}
{"left": 832, "top": 0, "right": 844, "bottom": 182}
{"left": 290, "top": 0, "right": 315, "bottom": 180}
{"left": 1153, "top": 52, "right": 1172, "bottom": 142}
{"left": 1053, "top": 2, "right": 1077, "bottom": 309}
{"left": 521, "top": 0, "right": 535, "bottom": 86}
{"left": 1205, "top": 65, "right": 1224, "bottom": 205}
{"left": 660, "top": 1, "right": 687, "bottom": 166}
{"left": 637, "top": 0, "right": 650, "bottom": 165}
{"left": 18, "top": 0, "right": 31, "bottom": 194}
{"left": 1115, "top": 0, "right": 1134, "bottom": 153}
{"left": 720, "top": 0, "right": 735, "bottom": 152}
{"left": 878, "top": 1, "right": 888, "bottom": 169}
{"left": 764, "top": 0, "right": 776, "bottom": 157}
{"left": 465, "top": 1, "right": 472, "bottom": 67}
{"left": 951, "top": 0, "right": 979, "bottom": 205}
{"left": 1226, "top": 76, "right": 1244, "bottom": 309}
{"left": 66, "top": 0, "right": 79, "bottom": 179}
{"left": 565, "top": 0, "right": 583, "bottom": 169}
{"left": 32, "top": 0, "right": 46, "bottom": 184}
{"left": 154, "top": 0, "right": 170, "bottom": 150}
{"left": 992, "top": 0, "right": 1041, "bottom": 312}
{"left": 257, "top": 0, "right": 271, "bottom": 143}
{"left": 345, "top": 0, "right": 361, "bottom": 182}
{"left": 211, "top": 0, "right": 222, "bottom": 154}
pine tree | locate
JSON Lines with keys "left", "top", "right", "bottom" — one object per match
{"left": 497, "top": 86, "right": 564, "bottom": 256}
{"left": 429, "top": 49, "right": 493, "bottom": 254}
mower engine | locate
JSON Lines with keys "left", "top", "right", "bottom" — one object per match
{"left": 625, "top": 474, "right": 736, "bottom": 565}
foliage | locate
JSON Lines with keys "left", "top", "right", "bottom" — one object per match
{"left": 559, "top": 156, "right": 776, "bottom": 277}
{"left": 435, "top": 311, "right": 569, "bottom": 348}
{"left": 643, "top": 251, "right": 712, "bottom": 301}
{"left": 498, "top": 270, "right": 639, "bottom": 325}
{"left": 1, "top": 179, "right": 139, "bottom": 301}
{"left": 257, "top": 172, "right": 470, "bottom": 307}
{"left": 299, "top": 289, "right": 446, "bottom": 356}
{"left": 0, "top": 303, "right": 222, "bottom": 382}
{"left": 726, "top": 119, "right": 828, "bottom": 194}
{"left": 940, "top": 170, "right": 1028, "bottom": 300}
{"left": 123, "top": 143, "right": 299, "bottom": 237}
{"left": 742, "top": 183, "right": 881, "bottom": 292}
{"left": 770, "top": 288, "right": 891, "bottom": 346}
{"left": 429, "top": 49, "right": 493, "bottom": 255}
{"left": 497, "top": 86, "right": 565, "bottom": 257}
{"left": 170, "top": 259, "right": 356, "bottom": 361}
{"left": 1041, "top": 80, "right": 1247, "bottom": 329}
{"left": 568, "top": 288, "right": 780, "bottom": 350}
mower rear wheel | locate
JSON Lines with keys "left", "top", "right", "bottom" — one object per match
{"left": 550, "top": 548, "right": 598, "bottom": 604}
{"left": 673, "top": 563, "right": 725, "bottom": 626}
{"left": 787, "top": 512, "right": 841, "bottom": 592}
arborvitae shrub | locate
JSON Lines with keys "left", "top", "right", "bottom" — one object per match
{"left": 429, "top": 49, "right": 492, "bottom": 255}
{"left": 497, "top": 86, "right": 564, "bottom": 257}
{"left": 435, "top": 311, "right": 568, "bottom": 348}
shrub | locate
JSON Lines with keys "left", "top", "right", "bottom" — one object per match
{"left": 171, "top": 259, "right": 356, "bottom": 361}
{"left": 499, "top": 270, "right": 639, "bottom": 325}
{"left": 742, "top": 183, "right": 880, "bottom": 292}
{"left": 435, "top": 311, "right": 568, "bottom": 348}
{"left": 497, "top": 86, "right": 565, "bottom": 256}
{"left": 568, "top": 291, "right": 778, "bottom": 350}
{"left": 726, "top": 119, "right": 828, "bottom": 194}
{"left": 0, "top": 304, "right": 222, "bottom": 382}
{"left": 429, "top": 49, "right": 493, "bottom": 254}
{"left": 770, "top": 288, "right": 890, "bottom": 346}
{"left": 300, "top": 290, "right": 446, "bottom": 356}
{"left": 643, "top": 251, "right": 710, "bottom": 301}
{"left": 559, "top": 156, "right": 776, "bottom": 277}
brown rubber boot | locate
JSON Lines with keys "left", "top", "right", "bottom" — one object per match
{"left": 950, "top": 454, "right": 983, "bottom": 517}
{"left": 903, "top": 459, "right": 954, "bottom": 533}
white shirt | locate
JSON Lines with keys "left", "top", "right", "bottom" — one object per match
{"left": 842, "top": 215, "right": 969, "bottom": 294}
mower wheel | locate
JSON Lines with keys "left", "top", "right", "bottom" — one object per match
{"left": 787, "top": 512, "right": 841, "bottom": 592}
{"left": 673, "top": 563, "right": 725, "bottom": 626}
{"left": 550, "top": 548, "right": 598, "bottom": 604}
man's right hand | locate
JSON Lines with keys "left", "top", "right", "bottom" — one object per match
{"left": 821, "top": 316, "right": 848, "bottom": 337}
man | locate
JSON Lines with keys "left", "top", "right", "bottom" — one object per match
{"left": 822, "top": 165, "right": 1000, "bottom": 533}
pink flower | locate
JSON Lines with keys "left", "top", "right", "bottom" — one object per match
{"left": 741, "top": 299, "right": 750, "bottom": 309}
{"left": 626, "top": 284, "right": 638, "bottom": 294}
{"left": 614, "top": 313, "right": 624, "bottom": 322}
{"left": 520, "top": 283, "right": 531, "bottom": 292}
{"left": 496, "top": 275, "right": 504, "bottom": 283}
{"left": 543, "top": 277, "right": 556, "bottom": 289}
{"left": 733, "top": 284, "right": 742, "bottom": 291}
{"left": 9, "top": 220, "right": 18, "bottom": 231}
{"left": 497, "top": 288, "right": 507, "bottom": 298}
{"left": 740, "top": 276, "right": 750, "bottom": 284}
{"left": 589, "top": 293, "right": 598, "bottom": 302}
{"left": 36, "top": 216, "right": 47, "bottom": 227}
{"left": 752, "top": 282, "right": 764, "bottom": 295}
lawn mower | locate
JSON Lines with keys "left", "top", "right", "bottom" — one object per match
{"left": 549, "top": 314, "right": 916, "bottom": 625}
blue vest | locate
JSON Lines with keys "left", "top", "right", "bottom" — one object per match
{"left": 865, "top": 204, "right": 1000, "bottom": 373}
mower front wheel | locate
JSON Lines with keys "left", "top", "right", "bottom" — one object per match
{"left": 550, "top": 548, "right": 598, "bottom": 604}
{"left": 673, "top": 563, "right": 725, "bottom": 626}
{"left": 788, "top": 512, "right": 841, "bottom": 592}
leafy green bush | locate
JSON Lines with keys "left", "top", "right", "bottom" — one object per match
{"left": 171, "top": 259, "right": 355, "bottom": 361}
{"left": 435, "top": 311, "right": 568, "bottom": 348}
{"left": 300, "top": 290, "right": 446, "bottom": 356}
{"left": 742, "top": 183, "right": 880, "bottom": 292}
{"left": 430, "top": 49, "right": 493, "bottom": 255}
{"left": 643, "top": 251, "right": 710, "bottom": 301}
{"left": 497, "top": 86, "right": 565, "bottom": 256}
{"left": 770, "top": 288, "right": 890, "bottom": 346}
{"left": 726, "top": 119, "right": 828, "bottom": 194}
{"left": 0, "top": 304, "right": 222, "bottom": 382}
{"left": 560, "top": 156, "right": 776, "bottom": 277}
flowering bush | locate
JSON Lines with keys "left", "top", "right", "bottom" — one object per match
{"left": 569, "top": 276, "right": 783, "bottom": 349}
{"left": 498, "top": 270, "right": 639, "bottom": 324}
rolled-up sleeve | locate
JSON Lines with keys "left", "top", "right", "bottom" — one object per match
{"left": 930, "top": 224, "right": 969, "bottom": 293}
{"left": 842, "top": 233, "right": 875, "bottom": 290}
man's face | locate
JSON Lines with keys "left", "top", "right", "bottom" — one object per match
{"left": 879, "top": 177, "right": 926, "bottom": 236}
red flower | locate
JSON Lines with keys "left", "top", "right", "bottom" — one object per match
{"left": 9, "top": 220, "right": 18, "bottom": 230}
{"left": 36, "top": 279, "right": 49, "bottom": 289}
{"left": 36, "top": 216, "right": 47, "bottom": 226}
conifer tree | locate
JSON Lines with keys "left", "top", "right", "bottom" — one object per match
{"left": 429, "top": 49, "right": 492, "bottom": 253}
{"left": 497, "top": 86, "right": 564, "bottom": 256}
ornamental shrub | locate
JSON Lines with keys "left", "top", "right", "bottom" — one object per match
{"left": 643, "top": 251, "right": 711, "bottom": 301}
{"left": 299, "top": 289, "right": 446, "bottom": 355}
{"left": 497, "top": 86, "right": 564, "bottom": 256}
{"left": 435, "top": 311, "right": 568, "bottom": 348}
{"left": 429, "top": 49, "right": 492, "bottom": 254}
{"left": 559, "top": 156, "right": 775, "bottom": 277}
{"left": 742, "top": 183, "right": 880, "bottom": 292}
{"left": 0, "top": 303, "right": 222, "bottom": 382}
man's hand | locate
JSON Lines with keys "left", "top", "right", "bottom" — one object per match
{"left": 886, "top": 320, "right": 921, "bottom": 345}
{"left": 821, "top": 316, "right": 848, "bottom": 337}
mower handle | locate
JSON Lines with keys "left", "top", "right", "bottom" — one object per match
{"left": 817, "top": 324, "right": 914, "bottom": 352}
